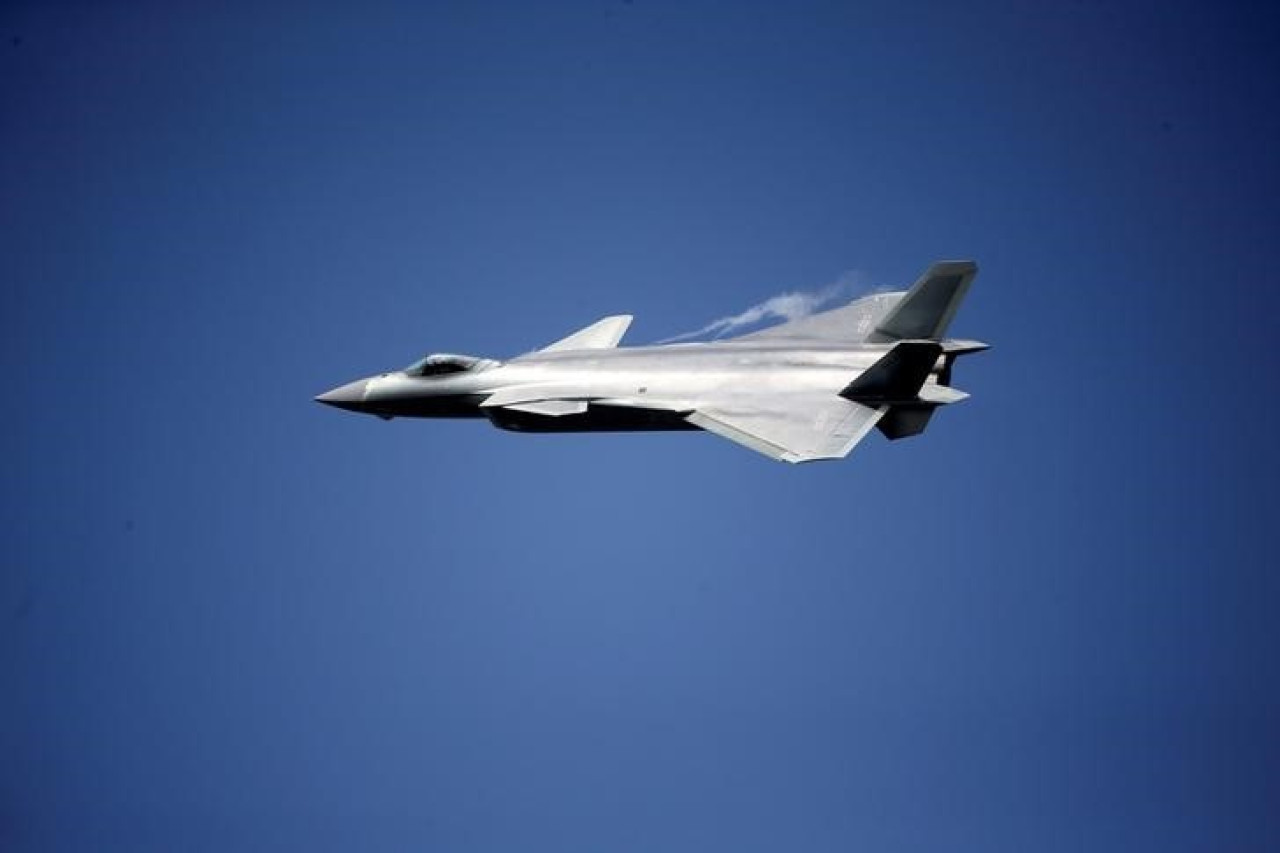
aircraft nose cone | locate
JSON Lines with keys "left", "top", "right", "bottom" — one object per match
{"left": 315, "top": 379, "right": 369, "bottom": 411}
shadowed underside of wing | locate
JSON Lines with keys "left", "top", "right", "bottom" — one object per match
{"left": 686, "top": 398, "right": 887, "bottom": 463}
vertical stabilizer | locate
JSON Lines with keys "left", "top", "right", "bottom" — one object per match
{"left": 868, "top": 261, "right": 977, "bottom": 342}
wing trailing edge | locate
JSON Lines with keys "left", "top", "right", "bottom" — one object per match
{"left": 687, "top": 399, "right": 887, "bottom": 463}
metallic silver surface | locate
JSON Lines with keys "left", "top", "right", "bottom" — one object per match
{"left": 317, "top": 260, "right": 987, "bottom": 463}
{"left": 314, "top": 379, "right": 369, "bottom": 412}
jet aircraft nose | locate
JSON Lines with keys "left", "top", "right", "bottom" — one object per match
{"left": 315, "top": 379, "right": 369, "bottom": 412}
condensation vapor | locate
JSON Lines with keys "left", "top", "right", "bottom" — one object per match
{"left": 659, "top": 271, "right": 862, "bottom": 343}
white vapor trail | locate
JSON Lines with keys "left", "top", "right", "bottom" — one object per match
{"left": 659, "top": 271, "right": 861, "bottom": 343}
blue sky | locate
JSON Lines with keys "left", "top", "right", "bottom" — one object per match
{"left": 4, "top": 2, "right": 1278, "bottom": 850}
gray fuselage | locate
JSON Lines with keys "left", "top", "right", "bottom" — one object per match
{"left": 319, "top": 341, "right": 907, "bottom": 432}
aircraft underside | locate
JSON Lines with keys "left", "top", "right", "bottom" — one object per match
{"left": 484, "top": 404, "right": 698, "bottom": 433}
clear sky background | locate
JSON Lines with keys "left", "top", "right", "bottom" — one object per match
{"left": 4, "top": 2, "right": 1278, "bottom": 851}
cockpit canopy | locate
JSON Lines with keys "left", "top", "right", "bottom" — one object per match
{"left": 402, "top": 353, "right": 496, "bottom": 378}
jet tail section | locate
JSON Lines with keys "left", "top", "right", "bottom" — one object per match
{"left": 841, "top": 341, "right": 942, "bottom": 403}
{"left": 868, "top": 261, "right": 977, "bottom": 342}
{"left": 877, "top": 405, "right": 937, "bottom": 440}
{"left": 842, "top": 340, "right": 972, "bottom": 442}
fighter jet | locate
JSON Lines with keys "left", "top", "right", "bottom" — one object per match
{"left": 316, "top": 260, "right": 987, "bottom": 463}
